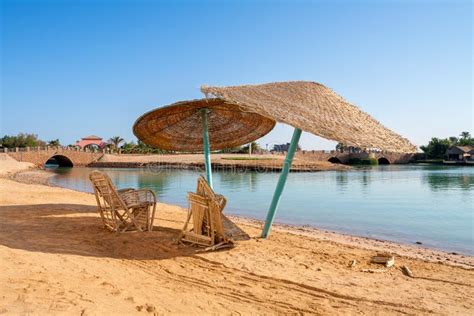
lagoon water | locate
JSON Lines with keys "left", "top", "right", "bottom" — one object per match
{"left": 47, "top": 165, "right": 473, "bottom": 255}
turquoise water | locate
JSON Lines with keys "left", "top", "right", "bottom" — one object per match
{"left": 47, "top": 165, "right": 474, "bottom": 255}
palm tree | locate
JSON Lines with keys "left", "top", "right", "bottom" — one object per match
{"left": 108, "top": 136, "right": 124, "bottom": 149}
{"left": 448, "top": 137, "right": 458, "bottom": 145}
{"left": 48, "top": 139, "right": 60, "bottom": 147}
{"left": 335, "top": 143, "right": 345, "bottom": 153}
{"left": 460, "top": 131, "right": 471, "bottom": 140}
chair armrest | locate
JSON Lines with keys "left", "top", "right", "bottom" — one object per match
{"left": 117, "top": 188, "right": 135, "bottom": 193}
{"left": 119, "top": 189, "right": 157, "bottom": 208}
{"left": 215, "top": 194, "right": 227, "bottom": 210}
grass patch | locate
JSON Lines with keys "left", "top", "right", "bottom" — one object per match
{"left": 347, "top": 158, "right": 379, "bottom": 165}
{"left": 413, "top": 159, "right": 444, "bottom": 164}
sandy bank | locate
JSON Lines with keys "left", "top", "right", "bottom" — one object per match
{"left": 1, "top": 168, "right": 473, "bottom": 314}
{"left": 0, "top": 153, "right": 34, "bottom": 176}
{"left": 91, "top": 153, "right": 351, "bottom": 172}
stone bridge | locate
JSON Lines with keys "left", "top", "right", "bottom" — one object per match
{"left": 5, "top": 147, "right": 104, "bottom": 167}
{"left": 4, "top": 146, "right": 415, "bottom": 168}
{"left": 296, "top": 150, "right": 414, "bottom": 164}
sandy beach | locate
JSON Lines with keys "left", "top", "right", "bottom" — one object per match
{"left": 2, "top": 0, "right": 472, "bottom": 314}
{"left": 1, "top": 161, "right": 473, "bottom": 315}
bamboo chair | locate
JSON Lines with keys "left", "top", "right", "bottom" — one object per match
{"left": 196, "top": 176, "right": 227, "bottom": 212}
{"left": 89, "top": 170, "right": 157, "bottom": 232}
{"left": 179, "top": 176, "right": 229, "bottom": 246}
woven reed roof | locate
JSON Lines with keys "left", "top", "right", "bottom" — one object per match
{"left": 201, "top": 81, "right": 417, "bottom": 153}
{"left": 133, "top": 98, "right": 276, "bottom": 151}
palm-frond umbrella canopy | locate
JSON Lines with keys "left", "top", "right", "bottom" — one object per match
{"left": 201, "top": 81, "right": 416, "bottom": 238}
{"left": 201, "top": 81, "right": 416, "bottom": 153}
{"left": 133, "top": 98, "right": 276, "bottom": 187}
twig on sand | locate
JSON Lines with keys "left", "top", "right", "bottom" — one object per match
{"left": 401, "top": 265, "right": 414, "bottom": 278}
{"left": 198, "top": 242, "right": 234, "bottom": 253}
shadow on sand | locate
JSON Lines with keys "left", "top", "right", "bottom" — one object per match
{"left": 0, "top": 203, "right": 199, "bottom": 260}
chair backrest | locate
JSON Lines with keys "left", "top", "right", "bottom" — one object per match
{"left": 188, "top": 192, "right": 210, "bottom": 237}
{"left": 89, "top": 171, "right": 127, "bottom": 230}
{"left": 89, "top": 171, "right": 125, "bottom": 209}
{"left": 196, "top": 176, "right": 227, "bottom": 210}
{"left": 195, "top": 176, "right": 226, "bottom": 242}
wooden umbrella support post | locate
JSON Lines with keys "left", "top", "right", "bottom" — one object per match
{"left": 201, "top": 108, "right": 213, "bottom": 189}
{"left": 261, "top": 128, "right": 302, "bottom": 238}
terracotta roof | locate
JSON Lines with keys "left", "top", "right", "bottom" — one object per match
{"left": 82, "top": 135, "right": 102, "bottom": 140}
{"left": 453, "top": 146, "right": 473, "bottom": 153}
{"left": 75, "top": 139, "right": 107, "bottom": 149}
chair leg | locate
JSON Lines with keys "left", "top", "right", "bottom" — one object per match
{"left": 120, "top": 209, "right": 143, "bottom": 232}
{"left": 149, "top": 203, "right": 157, "bottom": 231}
{"left": 177, "top": 207, "right": 193, "bottom": 243}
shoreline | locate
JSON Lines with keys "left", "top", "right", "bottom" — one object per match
{"left": 12, "top": 167, "right": 474, "bottom": 268}
{"left": 88, "top": 160, "right": 347, "bottom": 172}
{"left": 92, "top": 153, "right": 352, "bottom": 172}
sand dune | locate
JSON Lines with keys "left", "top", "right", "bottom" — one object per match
{"left": 0, "top": 171, "right": 473, "bottom": 314}
{"left": 0, "top": 153, "right": 34, "bottom": 176}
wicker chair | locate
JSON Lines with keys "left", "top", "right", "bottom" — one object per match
{"left": 89, "top": 170, "right": 157, "bottom": 232}
{"left": 179, "top": 176, "right": 229, "bottom": 246}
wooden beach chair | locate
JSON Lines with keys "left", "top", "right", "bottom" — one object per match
{"left": 179, "top": 176, "right": 229, "bottom": 247}
{"left": 89, "top": 170, "right": 157, "bottom": 232}
{"left": 195, "top": 176, "right": 250, "bottom": 242}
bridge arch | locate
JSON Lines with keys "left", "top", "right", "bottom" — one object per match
{"left": 45, "top": 155, "right": 74, "bottom": 167}
{"left": 328, "top": 157, "right": 342, "bottom": 164}
{"left": 378, "top": 157, "right": 390, "bottom": 165}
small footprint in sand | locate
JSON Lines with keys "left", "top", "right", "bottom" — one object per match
{"left": 136, "top": 304, "right": 156, "bottom": 313}
{"left": 100, "top": 281, "right": 115, "bottom": 287}
{"left": 110, "top": 289, "right": 121, "bottom": 296}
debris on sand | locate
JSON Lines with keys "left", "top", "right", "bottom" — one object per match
{"left": 371, "top": 254, "right": 395, "bottom": 268}
{"left": 361, "top": 268, "right": 387, "bottom": 273}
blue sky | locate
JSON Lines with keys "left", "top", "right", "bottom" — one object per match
{"left": 1, "top": 0, "right": 472, "bottom": 150}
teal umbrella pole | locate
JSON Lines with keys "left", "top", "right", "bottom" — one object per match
{"left": 261, "top": 128, "right": 302, "bottom": 238}
{"left": 201, "top": 108, "right": 213, "bottom": 189}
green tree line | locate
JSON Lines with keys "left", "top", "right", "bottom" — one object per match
{"left": 0, "top": 133, "right": 63, "bottom": 148}
{"left": 0, "top": 133, "right": 47, "bottom": 148}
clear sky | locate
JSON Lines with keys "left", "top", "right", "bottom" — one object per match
{"left": 1, "top": 0, "right": 472, "bottom": 150}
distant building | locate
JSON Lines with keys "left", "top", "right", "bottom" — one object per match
{"left": 273, "top": 143, "right": 290, "bottom": 152}
{"left": 272, "top": 143, "right": 301, "bottom": 153}
{"left": 74, "top": 135, "right": 107, "bottom": 150}
{"left": 445, "top": 146, "right": 473, "bottom": 161}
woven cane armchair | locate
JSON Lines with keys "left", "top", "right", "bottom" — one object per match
{"left": 89, "top": 170, "right": 157, "bottom": 232}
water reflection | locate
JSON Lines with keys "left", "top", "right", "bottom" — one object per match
{"left": 219, "top": 171, "right": 261, "bottom": 192}
{"left": 423, "top": 173, "right": 473, "bottom": 191}
{"left": 361, "top": 170, "right": 370, "bottom": 187}
{"left": 335, "top": 172, "right": 348, "bottom": 192}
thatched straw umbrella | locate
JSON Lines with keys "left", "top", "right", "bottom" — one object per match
{"left": 133, "top": 98, "right": 276, "bottom": 188}
{"left": 201, "top": 81, "right": 417, "bottom": 237}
